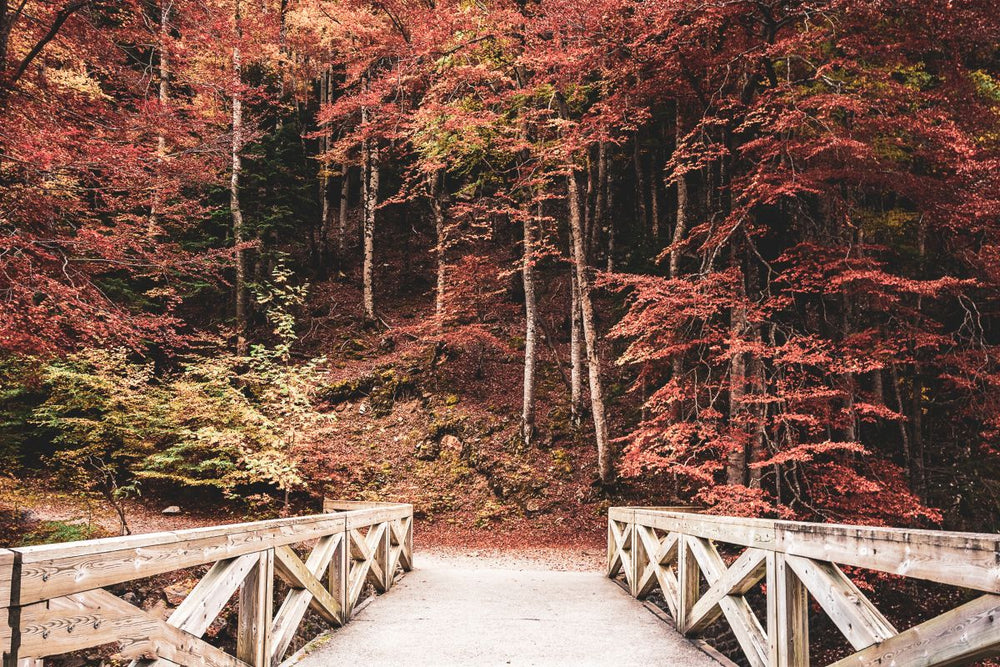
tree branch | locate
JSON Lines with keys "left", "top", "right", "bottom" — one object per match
{"left": 1, "top": 0, "right": 90, "bottom": 93}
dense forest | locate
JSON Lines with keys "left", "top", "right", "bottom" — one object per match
{"left": 2, "top": 0, "right": 1000, "bottom": 543}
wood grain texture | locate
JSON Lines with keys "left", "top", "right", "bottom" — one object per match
{"left": 611, "top": 507, "right": 1000, "bottom": 667}
{"left": 2, "top": 502, "right": 413, "bottom": 667}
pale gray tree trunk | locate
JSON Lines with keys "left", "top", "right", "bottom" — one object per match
{"left": 568, "top": 168, "right": 613, "bottom": 484}
{"left": 521, "top": 202, "right": 539, "bottom": 447}
{"left": 319, "top": 68, "right": 331, "bottom": 263}
{"left": 231, "top": 0, "right": 247, "bottom": 354}
{"left": 151, "top": 1, "right": 171, "bottom": 225}
{"left": 361, "top": 136, "right": 378, "bottom": 321}
{"left": 669, "top": 108, "right": 688, "bottom": 421}
{"left": 430, "top": 171, "right": 447, "bottom": 327}
{"left": 338, "top": 165, "right": 349, "bottom": 258}
{"left": 570, "top": 261, "right": 584, "bottom": 427}
{"left": 590, "top": 141, "right": 607, "bottom": 264}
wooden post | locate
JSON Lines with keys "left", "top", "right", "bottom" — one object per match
{"left": 677, "top": 535, "right": 700, "bottom": 633}
{"left": 237, "top": 549, "right": 273, "bottom": 667}
{"left": 767, "top": 552, "right": 809, "bottom": 667}
{"left": 607, "top": 518, "right": 615, "bottom": 578}
{"left": 403, "top": 516, "right": 413, "bottom": 572}
{"left": 376, "top": 522, "right": 392, "bottom": 592}
{"left": 629, "top": 519, "right": 642, "bottom": 597}
{"left": 1, "top": 549, "right": 19, "bottom": 667}
{"left": 330, "top": 529, "right": 350, "bottom": 624}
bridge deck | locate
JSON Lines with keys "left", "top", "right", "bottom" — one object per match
{"left": 292, "top": 554, "right": 721, "bottom": 667}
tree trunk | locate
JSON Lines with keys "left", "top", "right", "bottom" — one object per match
{"left": 633, "top": 135, "right": 647, "bottom": 245}
{"left": 361, "top": 97, "right": 377, "bottom": 321}
{"left": 584, "top": 146, "right": 595, "bottom": 261}
{"left": 570, "top": 264, "right": 584, "bottom": 427}
{"left": 671, "top": 107, "right": 688, "bottom": 278}
{"left": 152, "top": 0, "right": 171, "bottom": 224}
{"left": 670, "top": 106, "right": 688, "bottom": 418}
{"left": 590, "top": 141, "right": 607, "bottom": 264}
{"left": 338, "top": 164, "right": 349, "bottom": 259}
{"left": 568, "top": 167, "right": 613, "bottom": 484}
{"left": 318, "top": 68, "right": 332, "bottom": 268}
{"left": 890, "top": 363, "right": 913, "bottom": 483}
{"left": 231, "top": 0, "right": 247, "bottom": 354}
{"left": 430, "top": 171, "right": 446, "bottom": 328}
{"left": 727, "top": 281, "right": 748, "bottom": 486}
{"left": 521, "top": 202, "right": 539, "bottom": 447}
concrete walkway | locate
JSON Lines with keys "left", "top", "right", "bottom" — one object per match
{"left": 293, "top": 556, "right": 721, "bottom": 667}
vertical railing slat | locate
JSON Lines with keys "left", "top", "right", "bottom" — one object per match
{"left": 237, "top": 548, "right": 274, "bottom": 667}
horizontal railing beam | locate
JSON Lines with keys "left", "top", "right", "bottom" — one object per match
{"left": 0, "top": 500, "right": 413, "bottom": 666}
{"left": 616, "top": 507, "right": 1000, "bottom": 593}
{"left": 609, "top": 506, "right": 1000, "bottom": 667}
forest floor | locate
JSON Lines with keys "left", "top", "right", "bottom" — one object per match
{"left": 0, "top": 258, "right": 667, "bottom": 552}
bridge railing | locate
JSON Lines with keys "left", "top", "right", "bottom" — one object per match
{"left": 0, "top": 499, "right": 412, "bottom": 666}
{"left": 609, "top": 506, "right": 1000, "bottom": 667}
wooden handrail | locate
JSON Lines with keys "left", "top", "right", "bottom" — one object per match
{"left": 0, "top": 500, "right": 413, "bottom": 666}
{"left": 608, "top": 507, "right": 1000, "bottom": 667}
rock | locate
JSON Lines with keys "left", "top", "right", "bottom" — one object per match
{"left": 16, "top": 509, "right": 39, "bottom": 523}
{"left": 414, "top": 439, "right": 440, "bottom": 461}
{"left": 441, "top": 434, "right": 462, "bottom": 452}
{"left": 162, "top": 505, "right": 181, "bottom": 515}
{"left": 163, "top": 579, "right": 196, "bottom": 605}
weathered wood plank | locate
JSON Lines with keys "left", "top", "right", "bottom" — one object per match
{"left": 170, "top": 553, "right": 260, "bottom": 638}
{"left": 767, "top": 552, "right": 808, "bottom": 667}
{"left": 777, "top": 523, "right": 1000, "bottom": 594}
{"left": 785, "top": 555, "right": 896, "bottom": 651}
{"left": 828, "top": 593, "right": 1000, "bottom": 667}
{"left": 273, "top": 544, "right": 341, "bottom": 625}
{"left": 676, "top": 536, "right": 700, "bottom": 633}
{"left": 236, "top": 549, "right": 273, "bottom": 667}
{"left": 329, "top": 530, "right": 349, "bottom": 622}
{"left": 14, "top": 515, "right": 347, "bottom": 605}
{"left": 19, "top": 589, "right": 249, "bottom": 667}
{"left": 635, "top": 527, "right": 678, "bottom": 599}
{"left": 685, "top": 547, "right": 766, "bottom": 634}
{"left": 687, "top": 537, "right": 768, "bottom": 667}
{"left": 626, "top": 508, "right": 1000, "bottom": 593}
{"left": 270, "top": 535, "right": 342, "bottom": 664}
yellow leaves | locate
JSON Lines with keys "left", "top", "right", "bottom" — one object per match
{"left": 44, "top": 64, "right": 109, "bottom": 101}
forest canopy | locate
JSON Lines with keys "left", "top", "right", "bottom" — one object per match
{"left": 1, "top": 0, "right": 999, "bottom": 534}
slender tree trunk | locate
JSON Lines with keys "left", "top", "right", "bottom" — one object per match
{"left": 727, "top": 272, "right": 748, "bottom": 487}
{"left": 521, "top": 202, "right": 539, "bottom": 447}
{"left": 430, "top": 171, "right": 446, "bottom": 328}
{"left": 361, "top": 95, "right": 377, "bottom": 321}
{"left": 570, "top": 265, "right": 584, "bottom": 427}
{"left": 590, "top": 141, "right": 607, "bottom": 265}
{"left": 151, "top": 0, "right": 171, "bottom": 225}
{"left": 633, "top": 135, "right": 648, "bottom": 244}
{"left": 912, "top": 217, "right": 928, "bottom": 500}
{"left": 890, "top": 363, "right": 913, "bottom": 481}
{"left": 584, "top": 146, "right": 595, "bottom": 260}
{"left": 650, "top": 156, "right": 660, "bottom": 244}
{"left": 670, "top": 107, "right": 688, "bottom": 418}
{"left": 338, "top": 165, "right": 349, "bottom": 259}
{"left": 912, "top": 369, "right": 926, "bottom": 499}
{"left": 231, "top": 0, "right": 247, "bottom": 354}
{"left": 318, "top": 68, "right": 332, "bottom": 268}
{"left": 568, "top": 167, "right": 613, "bottom": 484}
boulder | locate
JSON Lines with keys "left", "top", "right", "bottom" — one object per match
{"left": 163, "top": 579, "right": 197, "bottom": 606}
{"left": 441, "top": 434, "right": 462, "bottom": 453}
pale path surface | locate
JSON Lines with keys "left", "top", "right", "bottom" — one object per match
{"left": 293, "top": 553, "right": 721, "bottom": 667}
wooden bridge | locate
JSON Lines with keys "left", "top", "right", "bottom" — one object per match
{"left": 0, "top": 501, "right": 998, "bottom": 666}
